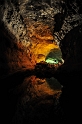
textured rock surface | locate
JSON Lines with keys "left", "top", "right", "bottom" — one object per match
{"left": 0, "top": 0, "right": 59, "bottom": 76}
{"left": 0, "top": 0, "right": 82, "bottom": 124}
{"left": 0, "top": 0, "right": 82, "bottom": 76}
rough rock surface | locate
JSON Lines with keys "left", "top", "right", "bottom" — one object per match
{"left": 0, "top": 0, "right": 82, "bottom": 124}
{"left": 0, "top": 0, "right": 82, "bottom": 76}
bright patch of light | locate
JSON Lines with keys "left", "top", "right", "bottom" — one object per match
{"left": 45, "top": 58, "right": 59, "bottom": 64}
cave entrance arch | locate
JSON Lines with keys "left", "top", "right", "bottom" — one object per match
{"left": 45, "top": 48, "right": 64, "bottom": 65}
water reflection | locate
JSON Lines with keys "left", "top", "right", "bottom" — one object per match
{"left": 11, "top": 75, "right": 62, "bottom": 124}
{"left": 15, "top": 75, "right": 62, "bottom": 98}
{"left": 46, "top": 77, "right": 62, "bottom": 90}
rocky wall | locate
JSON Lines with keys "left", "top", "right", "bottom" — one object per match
{"left": 0, "top": 0, "right": 82, "bottom": 77}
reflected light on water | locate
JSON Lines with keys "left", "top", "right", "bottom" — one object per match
{"left": 16, "top": 75, "right": 62, "bottom": 99}
{"left": 11, "top": 75, "right": 63, "bottom": 123}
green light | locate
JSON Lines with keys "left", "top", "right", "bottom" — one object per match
{"left": 45, "top": 58, "right": 59, "bottom": 64}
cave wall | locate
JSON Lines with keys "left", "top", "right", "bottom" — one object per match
{"left": 0, "top": 0, "right": 82, "bottom": 77}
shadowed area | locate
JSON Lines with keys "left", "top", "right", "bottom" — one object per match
{"left": 1, "top": 71, "right": 62, "bottom": 124}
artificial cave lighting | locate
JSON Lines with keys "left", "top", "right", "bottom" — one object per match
{"left": 45, "top": 58, "right": 59, "bottom": 64}
{"left": 45, "top": 48, "right": 64, "bottom": 65}
{"left": 26, "top": 20, "right": 62, "bottom": 65}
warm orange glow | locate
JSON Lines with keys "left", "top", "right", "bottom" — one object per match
{"left": 23, "top": 75, "right": 62, "bottom": 97}
{"left": 6, "top": 20, "right": 60, "bottom": 73}
{"left": 26, "top": 21, "right": 59, "bottom": 63}
{"left": 28, "top": 22, "right": 53, "bottom": 40}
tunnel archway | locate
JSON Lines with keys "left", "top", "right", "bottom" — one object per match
{"left": 45, "top": 48, "right": 64, "bottom": 65}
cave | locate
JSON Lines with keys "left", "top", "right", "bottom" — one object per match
{"left": 0, "top": 0, "right": 82, "bottom": 124}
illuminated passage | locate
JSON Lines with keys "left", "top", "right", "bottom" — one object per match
{"left": 45, "top": 58, "right": 59, "bottom": 64}
{"left": 45, "top": 48, "right": 64, "bottom": 64}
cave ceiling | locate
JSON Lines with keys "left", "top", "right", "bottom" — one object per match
{"left": 0, "top": 0, "right": 82, "bottom": 76}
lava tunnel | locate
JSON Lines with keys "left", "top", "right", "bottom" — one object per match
{"left": 0, "top": 0, "right": 82, "bottom": 124}
{"left": 45, "top": 48, "right": 64, "bottom": 65}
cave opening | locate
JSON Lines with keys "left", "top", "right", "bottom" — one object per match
{"left": 45, "top": 47, "right": 64, "bottom": 65}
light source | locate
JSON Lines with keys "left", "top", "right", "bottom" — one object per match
{"left": 45, "top": 58, "right": 59, "bottom": 64}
